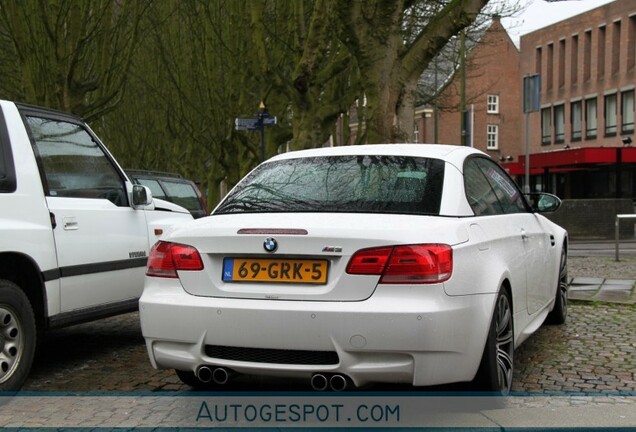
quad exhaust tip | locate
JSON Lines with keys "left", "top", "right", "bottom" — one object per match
{"left": 311, "top": 373, "right": 350, "bottom": 391}
{"left": 196, "top": 366, "right": 234, "bottom": 385}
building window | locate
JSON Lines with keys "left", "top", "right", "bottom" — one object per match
{"left": 598, "top": 25, "right": 606, "bottom": 80}
{"left": 541, "top": 107, "right": 552, "bottom": 145}
{"left": 558, "top": 39, "right": 566, "bottom": 88}
{"left": 585, "top": 97, "right": 597, "bottom": 139}
{"left": 486, "top": 124, "right": 498, "bottom": 150}
{"left": 612, "top": 20, "right": 621, "bottom": 75}
{"left": 535, "top": 47, "right": 543, "bottom": 75}
{"left": 554, "top": 104, "right": 565, "bottom": 143}
{"left": 622, "top": 90, "right": 635, "bottom": 134}
{"left": 487, "top": 95, "right": 499, "bottom": 114}
{"left": 605, "top": 93, "right": 617, "bottom": 136}
{"left": 571, "top": 100, "right": 582, "bottom": 141}
{"left": 571, "top": 34, "right": 579, "bottom": 85}
{"left": 547, "top": 43, "right": 554, "bottom": 90}
{"left": 584, "top": 30, "right": 592, "bottom": 81}
{"left": 629, "top": 16, "right": 636, "bottom": 70}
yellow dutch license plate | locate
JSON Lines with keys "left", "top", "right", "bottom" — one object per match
{"left": 222, "top": 258, "right": 328, "bottom": 284}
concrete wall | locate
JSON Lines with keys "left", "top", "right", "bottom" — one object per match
{"left": 545, "top": 198, "right": 635, "bottom": 240}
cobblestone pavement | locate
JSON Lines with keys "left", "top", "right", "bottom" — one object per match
{"left": 568, "top": 255, "right": 636, "bottom": 281}
{"left": 22, "top": 303, "right": 636, "bottom": 393}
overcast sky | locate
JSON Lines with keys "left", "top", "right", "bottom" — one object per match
{"left": 500, "top": 0, "right": 616, "bottom": 46}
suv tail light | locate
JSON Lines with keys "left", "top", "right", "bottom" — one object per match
{"left": 346, "top": 244, "right": 452, "bottom": 284}
{"left": 146, "top": 241, "right": 203, "bottom": 278}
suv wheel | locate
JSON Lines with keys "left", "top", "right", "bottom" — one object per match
{"left": 0, "top": 279, "right": 36, "bottom": 391}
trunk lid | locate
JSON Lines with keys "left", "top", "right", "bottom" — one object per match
{"left": 169, "top": 213, "right": 468, "bottom": 301}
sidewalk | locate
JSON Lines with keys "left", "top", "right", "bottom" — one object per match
{"left": 568, "top": 240, "right": 636, "bottom": 303}
{"left": 569, "top": 276, "right": 636, "bottom": 303}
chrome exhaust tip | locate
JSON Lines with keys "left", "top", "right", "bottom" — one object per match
{"left": 329, "top": 374, "right": 349, "bottom": 392}
{"left": 310, "top": 373, "right": 329, "bottom": 391}
{"left": 212, "top": 367, "right": 232, "bottom": 385}
{"left": 196, "top": 366, "right": 213, "bottom": 383}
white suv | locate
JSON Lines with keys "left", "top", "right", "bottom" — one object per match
{"left": 0, "top": 99, "right": 192, "bottom": 390}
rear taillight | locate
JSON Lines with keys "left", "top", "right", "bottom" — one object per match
{"left": 146, "top": 241, "right": 203, "bottom": 278}
{"left": 346, "top": 244, "right": 452, "bottom": 284}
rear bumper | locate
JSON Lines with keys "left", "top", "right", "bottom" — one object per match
{"left": 139, "top": 278, "right": 496, "bottom": 387}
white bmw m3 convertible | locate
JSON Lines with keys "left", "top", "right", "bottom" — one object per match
{"left": 139, "top": 144, "right": 568, "bottom": 393}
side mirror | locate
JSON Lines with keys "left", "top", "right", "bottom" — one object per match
{"left": 524, "top": 192, "right": 561, "bottom": 213}
{"left": 132, "top": 184, "right": 153, "bottom": 208}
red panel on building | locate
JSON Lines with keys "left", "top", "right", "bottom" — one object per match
{"left": 512, "top": 147, "right": 630, "bottom": 170}
{"left": 622, "top": 147, "right": 636, "bottom": 163}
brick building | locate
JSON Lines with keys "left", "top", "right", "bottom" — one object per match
{"left": 345, "top": 1, "right": 636, "bottom": 204}
{"left": 506, "top": 0, "right": 636, "bottom": 199}
{"left": 417, "top": 16, "right": 522, "bottom": 163}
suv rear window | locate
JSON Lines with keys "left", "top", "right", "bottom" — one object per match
{"left": 127, "top": 170, "right": 207, "bottom": 218}
{"left": 215, "top": 155, "right": 445, "bottom": 215}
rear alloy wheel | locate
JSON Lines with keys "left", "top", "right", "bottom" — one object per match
{"left": 474, "top": 289, "right": 514, "bottom": 394}
{"left": 546, "top": 246, "right": 568, "bottom": 325}
{"left": 0, "top": 280, "right": 36, "bottom": 391}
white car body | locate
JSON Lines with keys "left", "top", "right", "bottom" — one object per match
{"left": 0, "top": 99, "right": 193, "bottom": 391}
{"left": 139, "top": 144, "right": 568, "bottom": 391}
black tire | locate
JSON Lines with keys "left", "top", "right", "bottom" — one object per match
{"left": 546, "top": 246, "right": 568, "bottom": 325}
{"left": 473, "top": 288, "right": 514, "bottom": 394}
{"left": 0, "top": 279, "right": 37, "bottom": 391}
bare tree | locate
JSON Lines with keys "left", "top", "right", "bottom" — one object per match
{"left": 0, "top": 0, "right": 150, "bottom": 120}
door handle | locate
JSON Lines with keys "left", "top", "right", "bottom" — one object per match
{"left": 63, "top": 217, "right": 79, "bottom": 230}
{"left": 521, "top": 229, "right": 528, "bottom": 241}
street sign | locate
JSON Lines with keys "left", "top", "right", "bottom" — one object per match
{"left": 234, "top": 116, "right": 277, "bottom": 130}
{"left": 235, "top": 117, "right": 259, "bottom": 131}
{"left": 523, "top": 74, "right": 541, "bottom": 113}
{"left": 262, "top": 116, "right": 277, "bottom": 126}
{"left": 235, "top": 105, "right": 277, "bottom": 162}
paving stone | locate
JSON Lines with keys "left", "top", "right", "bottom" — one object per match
{"left": 604, "top": 279, "right": 636, "bottom": 286}
{"left": 571, "top": 277, "right": 605, "bottom": 285}
{"left": 568, "top": 285, "right": 600, "bottom": 292}
{"left": 600, "top": 283, "right": 635, "bottom": 291}
{"left": 568, "top": 289, "right": 599, "bottom": 300}
{"left": 594, "top": 290, "right": 634, "bottom": 303}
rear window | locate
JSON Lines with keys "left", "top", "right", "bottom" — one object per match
{"left": 214, "top": 155, "right": 445, "bottom": 215}
{"left": 161, "top": 180, "right": 204, "bottom": 212}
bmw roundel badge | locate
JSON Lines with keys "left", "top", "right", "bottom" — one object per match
{"left": 263, "top": 237, "right": 278, "bottom": 253}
